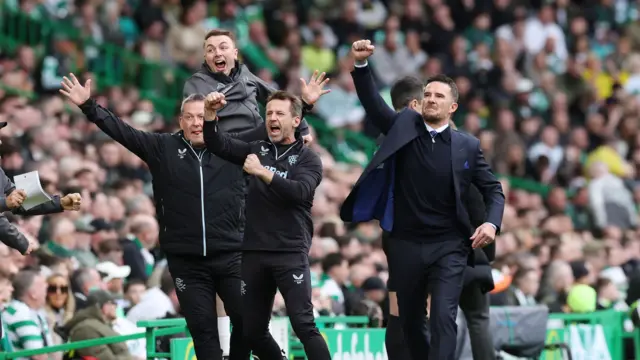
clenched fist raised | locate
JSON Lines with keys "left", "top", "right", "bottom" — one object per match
{"left": 206, "top": 92, "right": 227, "bottom": 110}
{"left": 351, "top": 40, "right": 375, "bottom": 62}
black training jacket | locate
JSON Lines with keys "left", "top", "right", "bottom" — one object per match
{"left": 202, "top": 120, "right": 322, "bottom": 253}
{"left": 79, "top": 99, "right": 265, "bottom": 257}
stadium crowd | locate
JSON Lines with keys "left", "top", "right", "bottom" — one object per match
{"left": 3, "top": 0, "right": 640, "bottom": 358}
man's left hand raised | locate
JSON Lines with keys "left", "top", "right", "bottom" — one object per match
{"left": 470, "top": 222, "right": 496, "bottom": 249}
{"left": 300, "top": 70, "right": 331, "bottom": 105}
{"left": 300, "top": 70, "right": 331, "bottom": 146}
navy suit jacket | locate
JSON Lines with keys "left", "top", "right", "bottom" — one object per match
{"left": 339, "top": 65, "right": 505, "bottom": 243}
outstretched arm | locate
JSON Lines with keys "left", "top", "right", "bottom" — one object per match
{"left": 350, "top": 41, "right": 396, "bottom": 134}
{"left": 60, "top": 73, "right": 163, "bottom": 163}
{"left": 79, "top": 99, "right": 164, "bottom": 162}
{"left": 0, "top": 169, "right": 64, "bottom": 215}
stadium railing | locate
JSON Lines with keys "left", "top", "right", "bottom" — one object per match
{"left": 0, "top": 311, "right": 637, "bottom": 359}
{"left": 0, "top": 323, "right": 186, "bottom": 359}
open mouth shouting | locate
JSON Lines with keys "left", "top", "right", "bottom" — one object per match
{"left": 269, "top": 124, "right": 281, "bottom": 137}
{"left": 213, "top": 58, "right": 226, "bottom": 72}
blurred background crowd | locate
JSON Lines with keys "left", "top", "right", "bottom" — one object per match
{"left": 3, "top": 0, "right": 640, "bottom": 357}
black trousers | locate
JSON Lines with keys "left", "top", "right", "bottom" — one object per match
{"left": 389, "top": 236, "right": 468, "bottom": 360}
{"left": 241, "top": 251, "right": 331, "bottom": 360}
{"left": 166, "top": 252, "right": 249, "bottom": 360}
{"left": 459, "top": 283, "right": 495, "bottom": 360}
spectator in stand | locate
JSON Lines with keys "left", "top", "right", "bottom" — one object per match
{"left": 120, "top": 214, "right": 158, "bottom": 283}
{"left": 64, "top": 290, "right": 134, "bottom": 360}
{"left": 2, "top": 270, "right": 56, "bottom": 360}
{"left": 70, "top": 267, "right": 105, "bottom": 311}
{"left": 125, "top": 268, "right": 179, "bottom": 324}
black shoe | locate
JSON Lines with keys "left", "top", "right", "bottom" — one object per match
{"left": 223, "top": 356, "right": 230, "bottom": 360}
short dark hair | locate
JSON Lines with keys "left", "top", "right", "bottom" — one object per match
{"left": 425, "top": 74, "right": 459, "bottom": 102}
{"left": 322, "top": 252, "right": 345, "bottom": 273}
{"left": 98, "top": 239, "right": 122, "bottom": 254}
{"left": 266, "top": 91, "right": 303, "bottom": 118}
{"left": 204, "top": 29, "right": 236, "bottom": 45}
{"left": 513, "top": 267, "right": 535, "bottom": 285}
{"left": 390, "top": 76, "right": 424, "bottom": 111}
{"left": 124, "top": 279, "right": 146, "bottom": 293}
{"left": 12, "top": 270, "right": 40, "bottom": 301}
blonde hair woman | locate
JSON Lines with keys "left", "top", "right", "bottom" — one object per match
{"left": 44, "top": 273, "right": 76, "bottom": 349}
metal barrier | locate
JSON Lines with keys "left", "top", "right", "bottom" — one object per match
{"left": 1, "top": 311, "right": 639, "bottom": 359}
{"left": 135, "top": 316, "right": 369, "bottom": 359}
{"left": 0, "top": 324, "right": 186, "bottom": 359}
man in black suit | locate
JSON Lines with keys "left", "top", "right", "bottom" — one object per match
{"left": 340, "top": 40, "right": 505, "bottom": 360}
{"left": 380, "top": 79, "right": 497, "bottom": 360}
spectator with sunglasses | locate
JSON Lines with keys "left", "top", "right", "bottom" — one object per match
{"left": 44, "top": 273, "right": 75, "bottom": 347}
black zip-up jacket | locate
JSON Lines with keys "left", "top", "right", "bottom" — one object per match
{"left": 183, "top": 62, "right": 310, "bottom": 135}
{"left": 79, "top": 99, "right": 266, "bottom": 256}
{"left": 0, "top": 214, "right": 29, "bottom": 254}
{"left": 202, "top": 120, "right": 322, "bottom": 253}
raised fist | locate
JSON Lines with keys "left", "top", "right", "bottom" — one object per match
{"left": 351, "top": 40, "right": 375, "bottom": 61}
{"left": 204, "top": 92, "right": 226, "bottom": 120}
{"left": 61, "top": 193, "right": 82, "bottom": 211}
{"left": 205, "top": 92, "right": 227, "bottom": 111}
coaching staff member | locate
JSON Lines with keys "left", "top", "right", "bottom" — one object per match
{"left": 183, "top": 28, "right": 313, "bottom": 144}
{"left": 58, "top": 73, "right": 262, "bottom": 360}
{"left": 183, "top": 29, "right": 315, "bottom": 346}
{"left": 380, "top": 79, "right": 496, "bottom": 360}
{"left": 340, "top": 40, "right": 504, "bottom": 360}
{"left": 202, "top": 89, "right": 331, "bottom": 360}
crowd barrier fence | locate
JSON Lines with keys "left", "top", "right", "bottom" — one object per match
{"left": 0, "top": 309, "right": 637, "bottom": 359}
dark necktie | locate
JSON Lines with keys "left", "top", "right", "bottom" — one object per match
{"left": 429, "top": 130, "right": 438, "bottom": 143}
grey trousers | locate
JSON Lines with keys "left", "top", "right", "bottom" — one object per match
{"left": 458, "top": 283, "right": 496, "bottom": 360}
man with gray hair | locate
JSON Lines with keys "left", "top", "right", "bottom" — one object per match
{"left": 1, "top": 270, "right": 52, "bottom": 360}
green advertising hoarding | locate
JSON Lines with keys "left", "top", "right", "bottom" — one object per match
{"left": 542, "top": 324, "right": 614, "bottom": 360}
